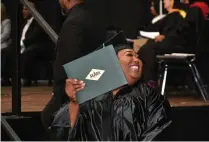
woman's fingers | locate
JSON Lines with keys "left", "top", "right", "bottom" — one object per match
{"left": 67, "top": 79, "right": 85, "bottom": 90}
{"left": 73, "top": 83, "right": 85, "bottom": 90}
{"left": 66, "top": 78, "right": 74, "bottom": 84}
{"left": 67, "top": 79, "right": 84, "bottom": 85}
{"left": 68, "top": 85, "right": 85, "bottom": 100}
{"left": 75, "top": 86, "right": 85, "bottom": 92}
{"left": 70, "top": 79, "right": 83, "bottom": 84}
{"left": 65, "top": 78, "right": 85, "bottom": 102}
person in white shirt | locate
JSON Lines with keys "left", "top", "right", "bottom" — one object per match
{"left": 20, "top": 1, "right": 52, "bottom": 86}
{"left": 1, "top": 3, "right": 11, "bottom": 50}
{"left": 1, "top": 2, "right": 12, "bottom": 86}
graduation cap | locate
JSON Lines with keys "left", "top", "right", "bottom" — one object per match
{"left": 97, "top": 30, "right": 133, "bottom": 53}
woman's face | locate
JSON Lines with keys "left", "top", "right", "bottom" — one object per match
{"left": 22, "top": 6, "right": 30, "bottom": 19}
{"left": 164, "top": 0, "right": 173, "bottom": 10}
{"left": 117, "top": 49, "right": 143, "bottom": 86}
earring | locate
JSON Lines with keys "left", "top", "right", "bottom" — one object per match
{"left": 61, "top": 8, "right": 68, "bottom": 16}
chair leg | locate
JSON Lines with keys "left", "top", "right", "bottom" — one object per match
{"left": 188, "top": 62, "right": 209, "bottom": 101}
{"left": 160, "top": 64, "right": 168, "bottom": 96}
{"left": 157, "top": 62, "right": 163, "bottom": 91}
{"left": 46, "top": 62, "right": 53, "bottom": 86}
{"left": 48, "top": 80, "right": 53, "bottom": 86}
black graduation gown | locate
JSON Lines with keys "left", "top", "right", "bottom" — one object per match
{"left": 142, "top": 11, "right": 189, "bottom": 54}
{"left": 138, "top": 12, "right": 190, "bottom": 82}
{"left": 50, "top": 83, "right": 171, "bottom": 141}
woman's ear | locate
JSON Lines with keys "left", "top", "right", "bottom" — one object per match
{"left": 117, "top": 54, "right": 121, "bottom": 60}
{"left": 117, "top": 50, "right": 122, "bottom": 60}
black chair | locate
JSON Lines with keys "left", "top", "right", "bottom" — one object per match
{"left": 195, "top": 17, "right": 209, "bottom": 84}
{"left": 157, "top": 19, "right": 209, "bottom": 101}
{"left": 184, "top": 6, "right": 205, "bottom": 53}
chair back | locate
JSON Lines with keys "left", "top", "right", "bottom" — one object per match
{"left": 185, "top": 7, "right": 205, "bottom": 53}
{"left": 195, "top": 18, "right": 209, "bottom": 83}
{"left": 196, "top": 19, "right": 209, "bottom": 57}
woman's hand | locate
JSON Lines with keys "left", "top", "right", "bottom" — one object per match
{"left": 155, "top": 35, "right": 165, "bottom": 42}
{"left": 65, "top": 78, "right": 86, "bottom": 103}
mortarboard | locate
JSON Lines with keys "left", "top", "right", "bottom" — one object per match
{"left": 98, "top": 30, "right": 133, "bottom": 54}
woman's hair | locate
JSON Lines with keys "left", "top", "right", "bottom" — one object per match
{"left": 115, "top": 44, "right": 132, "bottom": 54}
{"left": 1, "top": 2, "right": 7, "bottom": 21}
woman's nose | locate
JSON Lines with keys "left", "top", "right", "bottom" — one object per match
{"left": 133, "top": 56, "right": 140, "bottom": 63}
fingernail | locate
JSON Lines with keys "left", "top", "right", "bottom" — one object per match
{"left": 82, "top": 83, "right": 85, "bottom": 86}
{"left": 74, "top": 79, "right": 77, "bottom": 81}
{"left": 80, "top": 81, "right": 84, "bottom": 83}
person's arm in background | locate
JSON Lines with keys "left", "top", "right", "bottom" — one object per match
{"left": 153, "top": 12, "right": 190, "bottom": 45}
{"left": 166, "top": 12, "right": 190, "bottom": 38}
{"left": 22, "top": 21, "right": 47, "bottom": 47}
{"left": 1, "top": 19, "right": 11, "bottom": 44}
{"left": 53, "top": 20, "right": 84, "bottom": 102}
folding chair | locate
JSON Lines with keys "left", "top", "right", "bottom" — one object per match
{"left": 157, "top": 54, "right": 209, "bottom": 101}
{"left": 157, "top": 19, "right": 209, "bottom": 101}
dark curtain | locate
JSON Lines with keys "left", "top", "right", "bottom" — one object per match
{"left": 111, "top": 0, "right": 152, "bottom": 38}
{"left": 2, "top": 0, "right": 152, "bottom": 42}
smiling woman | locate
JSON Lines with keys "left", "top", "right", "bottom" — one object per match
{"left": 49, "top": 44, "right": 172, "bottom": 141}
{"left": 117, "top": 47, "right": 142, "bottom": 86}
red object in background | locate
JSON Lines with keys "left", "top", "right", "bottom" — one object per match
{"left": 190, "top": 1, "right": 209, "bottom": 19}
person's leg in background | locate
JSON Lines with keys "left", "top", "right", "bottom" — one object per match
{"left": 1, "top": 47, "right": 12, "bottom": 86}
{"left": 41, "top": 95, "right": 62, "bottom": 140}
{"left": 138, "top": 40, "right": 158, "bottom": 88}
{"left": 20, "top": 44, "right": 47, "bottom": 86}
{"left": 41, "top": 83, "right": 69, "bottom": 140}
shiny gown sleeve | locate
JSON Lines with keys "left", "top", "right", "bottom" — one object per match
{"left": 49, "top": 103, "right": 71, "bottom": 140}
{"left": 138, "top": 84, "right": 172, "bottom": 141}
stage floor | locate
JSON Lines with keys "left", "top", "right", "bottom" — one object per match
{"left": 1, "top": 85, "right": 209, "bottom": 113}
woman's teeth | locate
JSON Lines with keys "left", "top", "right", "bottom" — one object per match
{"left": 130, "top": 66, "right": 139, "bottom": 71}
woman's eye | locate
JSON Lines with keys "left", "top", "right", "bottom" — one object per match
{"left": 127, "top": 54, "right": 133, "bottom": 57}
